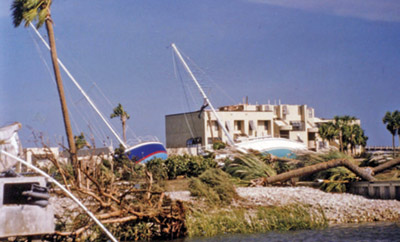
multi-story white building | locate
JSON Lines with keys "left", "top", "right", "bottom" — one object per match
{"left": 166, "top": 103, "right": 333, "bottom": 153}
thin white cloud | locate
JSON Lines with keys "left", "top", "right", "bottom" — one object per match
{"left": 248, "top": 0, "right": 400, "bottom": 23}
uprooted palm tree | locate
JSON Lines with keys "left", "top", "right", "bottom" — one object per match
{"left": 11, "top": 0, "right": 79, "bottom": 183}
{"left": 110, "top": 103, "right": 130, "bottom": 143}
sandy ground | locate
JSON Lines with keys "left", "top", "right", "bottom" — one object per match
{"left": 167, "top": 186, "right": 400, "bottom": 224}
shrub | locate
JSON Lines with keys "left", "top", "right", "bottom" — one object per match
{"left": 212, "top": 140, "right": 226, "bottom": 150}
{"left": 145, "top": 158, "right": 168, "bottom": 182}
{"left": 189, "top": 168, "right": 237, "bottom": 205}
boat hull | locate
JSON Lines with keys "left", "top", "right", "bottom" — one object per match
{"left": 236, "top": 138, "right": 307, "bottom": 158}
{"left": 125, "top": 142, "right": 168, "bottom": 163}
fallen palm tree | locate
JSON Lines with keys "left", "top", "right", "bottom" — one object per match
{"left": 371, "top": 157, "right": 400, "bottom": 175}
{"left": 252, "top": 158, "right": 376, "bottom": 186}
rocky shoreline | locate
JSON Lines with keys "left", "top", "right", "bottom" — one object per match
{"left": 167, "top": 186, "right": 400, "bottom": 224}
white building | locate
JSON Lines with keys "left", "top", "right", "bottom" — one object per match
{"left": 166, "top": 103, "right": 333, "bottom": 153}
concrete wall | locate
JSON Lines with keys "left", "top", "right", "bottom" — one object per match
{"left": 0, "top": 177, "right": 54, "bottom": 238}
{"left": 165, "top": 112, "right": 205, "bottom": 148}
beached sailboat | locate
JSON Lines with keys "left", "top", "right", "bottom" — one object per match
{"left": 171, "top": 43, "right": 307, "bottom": 157}
{"left": 30, "top": 24, "right": 167, "bottom": 163}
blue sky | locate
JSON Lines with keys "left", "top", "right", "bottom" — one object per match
{"left": 1, "top": 0, "right": 399, "bottom": 148}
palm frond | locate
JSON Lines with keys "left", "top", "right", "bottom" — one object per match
{"left": 225, "top": 153, "right": 276, "bottom": 180}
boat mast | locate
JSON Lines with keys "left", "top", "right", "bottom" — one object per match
{"left": 30, "top": 23, "right": 128, "bottom": 149}
{"left": 171, "top": 43, "right": 235, "bottom": 146}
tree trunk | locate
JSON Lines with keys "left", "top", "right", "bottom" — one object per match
{"left": 257, "top": 158, "right": 376, "bottom": 185}
{"left": 122, "top": 115, "right": 127, "bottom": 143}
{"left": 45, "top": 18, "right": 79, "bottom": 185}
{"left": 393, "top": 134, "right": 396, "bottom": 158}
{"left": 372, "top": 157, "right": 400, "bottom": 175}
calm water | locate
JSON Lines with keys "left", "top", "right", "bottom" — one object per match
{"left": 183, "top": 222, "right": 400, "bottom": 242}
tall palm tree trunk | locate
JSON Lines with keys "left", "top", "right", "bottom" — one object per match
{"left": 122, "top": 116, "right": 127, "bottom": 143}
{"left": 257, "top": 158, "right": 376, "bottom": 185}
{"left": 45, "top": 17, "right": 80, "bottom": 185}
{"left": 392, "top": 134, "right": 396, "bottom": 158}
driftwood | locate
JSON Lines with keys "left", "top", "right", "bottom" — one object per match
{"left": 253, "top": 158, "right": 376, "bottom": 186}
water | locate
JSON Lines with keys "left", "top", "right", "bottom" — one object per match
{"left": 183, "top": 222, "right": 400, "bottom": 242}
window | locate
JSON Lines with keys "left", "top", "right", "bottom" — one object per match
{"left": 212, "top": 121, "right": 219, "bottom": 131}
{"left": 282, "top": 105, "right": 289, "bottom": 115}
{"left": 234, "top": 120, "right": 244, "bottom": 131}
{"left": 307, "top": 108, "right": 313, "bottom": 118}
{"left": 258, "top": 120, "right": 269, "bottom": 131}
{"left": 280, "top": 130, "right": 289, "bottom": 139}
{"left": 290, "top": 121, "right": 304, "bottom": 131}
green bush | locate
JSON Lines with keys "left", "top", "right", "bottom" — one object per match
{"left": 189, "top": 168, "right": 237, "bottom": 205}
{"left": 164, "top": 155, "right": 188, "bottom": 179}
{"left": 212, "top": 140, "right": 226, "bottom": 150}
{"left": 146, "top": 158, "right": 168, "bottom": 182}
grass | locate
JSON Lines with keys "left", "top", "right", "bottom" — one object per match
{"left": 186, "top": 204, "right": 327, "bottom": 238}
{"left": 164, "top": 177, "right": 190, "bottom": 192}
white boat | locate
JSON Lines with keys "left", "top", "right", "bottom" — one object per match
{"left": 171, "top": 43, "right": 307, "bottom": 157}
{"left": 30, "top": 24, "right": 167, "bottom": 163}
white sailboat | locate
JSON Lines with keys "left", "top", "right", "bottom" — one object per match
{"left": 30, "top": 24, "right": 167, "bottom": 163}
{"left": 171, "top": 43, "right": 307, "bottom": 157}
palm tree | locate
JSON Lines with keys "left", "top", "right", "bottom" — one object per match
{"left": 344, "top": 124, "right": 368, "bottom": 155}
{"left": 258, "top": 158, "right": 375, "bottom": 186}
{"left": 74, "top": 132, "right": 91, "bottom": 150}
{"left": 383, "top": 111, "right": 399, "bottom": 157}
{"left": 110, "top": 103, "right": 130, "bottom": 143}
{"left": 318, "top": 122, "right": 337, "bottom": 148}
{"left": 334, "top": 115, "right": 356, "bottom": 152}
{"left": 395, "top": 110, "right": 400, "bottom": 156}
{"left": 11, "top": 1, "right": 79, "bottom": 179}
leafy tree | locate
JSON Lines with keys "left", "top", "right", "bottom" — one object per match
{"left": 11, "top": 0, "right": 79, "bottom": 182}
{"left": 383, "top": 110, "right": 400, "bottom": 157}
{"left": 74, "top": 132, "right": 91, "bottom": 150}
{"left": 110, "top": 103, "right": 130, "bottom": 143}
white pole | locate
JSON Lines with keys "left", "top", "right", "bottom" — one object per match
{"left": 171, "top": 43, "right": 235, "bottom": 146}
{"left": 0, "top": 149, "right": 118, "bottom": 242}
{"left": 29, "top": 23, "right": 127, "bottom": 149}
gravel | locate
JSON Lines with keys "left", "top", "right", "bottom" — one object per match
{"left": 167, "top": 186, "right": 400, "bottom": 224}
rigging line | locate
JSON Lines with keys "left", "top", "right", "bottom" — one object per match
{"left": 176, "top": 58, "right": 203, "bottom": 137}
{"left": 30, "top": 28, "right": 83, "bottom": 138}
{"left": 172, "top": 52, "right": 195, "bottom": 138}
{"left": 71, "top": 100, "right": 108, "bottom": 145}
{"left": 29, "top": 29, "right": 56, "bottom": 89}
{"left": 173, "top": 50, "right": 201, "bottom": 138}
{"left": 91, "top": 82, "right": 139, "bottom": 142}
{"left": 30, "top": 23, "right": 127, "bottom": 149}
{"left": 31, "top": 29, "right": 109, "bottom": 145}
{"left": 178, "top": 49, "right": 236, "bottom": 105}
{"left": 45, "top": 34, "right": 127, "bottom": 146}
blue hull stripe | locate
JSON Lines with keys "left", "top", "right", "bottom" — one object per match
{"left": 125, "top": 143, "right": 168, "bottom": 163}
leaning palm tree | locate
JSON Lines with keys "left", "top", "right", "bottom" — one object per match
{"left": 110, "top": 103, "right": 130, "bottom": 143}
{"left": 11, "top": 0, "right": 79, "bottom": 183}
{"left": 383, "top": 111, "right": 399, "bottom": 157}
